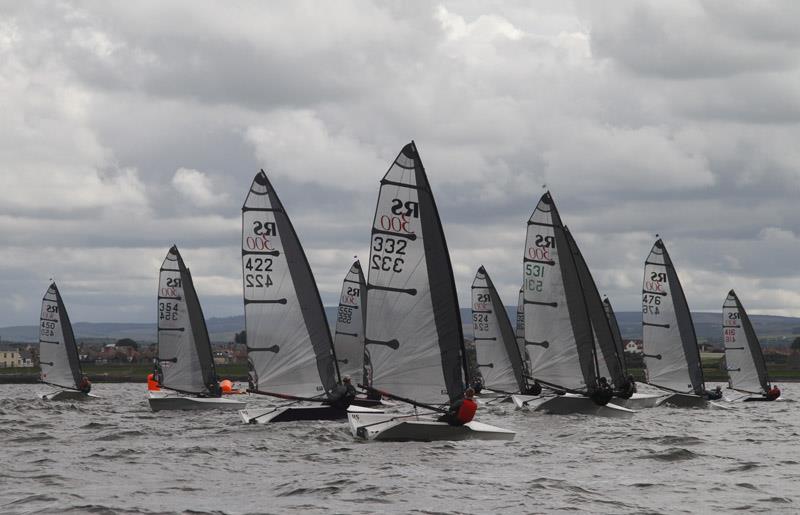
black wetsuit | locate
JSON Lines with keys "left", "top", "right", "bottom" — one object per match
{"left": 328, "top": 383, "right": 356, "bottom": 409}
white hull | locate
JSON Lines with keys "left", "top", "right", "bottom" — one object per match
{"left": 655, "top": 392, "right": 708, "bottom": 408}
{"left": 39, "top": 390, "right": 98, "bottom": 401}
{"left": 240, "top": 404, "right": 384, "bottom": 424}
{"left": 347, "top": 408, "right": 515, "bottom": 442}
{"left": 511, "top": 393, "right": 635, "bottom": 418}
{"left": 611, "top": 392, "right": 666, "bottom": 409}
{"left": 148, "top": 391, "right": 246, "bottom": 412}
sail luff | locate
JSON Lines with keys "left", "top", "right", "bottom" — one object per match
{"left": 176, "top": 261, "right": 217, "bottom": 389}
{"left": 603, "top": 298, "right": 629, "bottom": 376}
{"left": 242, "top": 171, "right": 339, "bottom": 397}
{"left": 565, "top": 229, "right": 626, "bottom": 387}
{"left": 333, "top": 260, "right": 367, "bottom": 382}
{"left": 642, "top": 239, "right": 704, "bottom": 394}
{"left": 523, "top": 192, "right": 595, "bottom": 392}
{"left": 472, "top": 266, "right": 526, "bottom": 392}
{"left": 365, "top": 142, "right": 465, "bottom": 403}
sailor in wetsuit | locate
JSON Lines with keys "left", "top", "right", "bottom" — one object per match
{"left": 765, "top": 384, "right": 781, "bottom": 401}
{"left": 617, "top": 375, "right": 637, "bottom": 399}
{"left": 705, "top": 385, "right": 723, "bottom": 400}
{"left": 328, "top": 375, "right": 357, "bottom": 409}
{"left": 591, "top": 377, "right": 615, "bottom": 406}
{"left": 438, "top": 388, "right": 478, "bottom": 426}
{"left": 78, "top": 375, "right": 92, "bottom": 394}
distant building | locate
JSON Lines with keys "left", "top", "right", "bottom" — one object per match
{"left": 624, "top": 340, "right": 643, "bottom": 354}
{"left": 0, "top": 350, "right": 23, "bottom": 368}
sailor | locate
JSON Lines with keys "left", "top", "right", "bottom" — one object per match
{"left": 765, "top": 384, "right": 781, "bottom": 401}
{"left": 617, "top": 375, "right": 637, "bottom": 399}
{"left": 524, "top": 381, "right": 542, "bottom": 396}
{"left": 705, "top": 385, "right": 723, "bottom": 400}
{"left": 591, "top": 377, "right": 614, "bottom": 406}
{"left": 437, "top": 388, "right": 478, "bottom": 426}
{"left": 470, "top": 378, "right": 483, "bottom": 394}
{"left": 78, "top": 375, "right": 92, "bottom": 394}
{"left": 328, "top": 375, "right": 357, "bottom": 409}
{"left": 206, "top": 379, "right": 222, "bottom": 398}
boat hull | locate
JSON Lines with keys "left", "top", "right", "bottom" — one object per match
{"left": 511, "top": 393, "right": 635, "bottom": 418}
{"left": 347, "top": 409, "right": 515, "bottom": 442}
{"left": 39, "top": 390, "right": 98, "bottom": 401}
{"left": 656, "top": 392, "right": 708, "bottom": 408}
{"left": 611, "top": 392, "right": 665, "bottom": 409}
{"left": 148, "top": 392, "right": 246, "bottom": 412}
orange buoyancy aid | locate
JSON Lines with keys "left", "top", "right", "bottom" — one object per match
{"left": 456, "top": 398, "right": 478, "bottom": 424}
{"left": 147, "top": 373, "right": 161, "bottom": 391}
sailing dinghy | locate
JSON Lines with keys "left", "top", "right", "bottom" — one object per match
{"left": 602, "top": 297, "right": 665, "bottom": 408}
{"left": 723, "top": 290, "right": 777, "bottom": 402}
{"left": 642, "top": 239, "right": 708, "bottom": 408}
{"left": 347, "top": 142, "right": 515, "bottom": 441}
{"left": 510, "top": 192, "right": 633, "bottom": 418}
{"left": 237, "top": 172, "right": 383, "bottom": 424}
{"left": 149, "top": 246, "right": 245, "bottom": 412}
{"left": 471, "top": 266, "right": 531, "bottom": 400}
{"left": 38, "top": 283, "right": 96, "bottom": 401}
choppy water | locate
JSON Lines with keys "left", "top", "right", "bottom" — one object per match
{"left": 0, "top": 382, "right": 797, "bottom": 514}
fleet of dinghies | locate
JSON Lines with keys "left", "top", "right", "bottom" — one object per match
{"left": 31, "top": 140, "right": 784, "bottom": 441}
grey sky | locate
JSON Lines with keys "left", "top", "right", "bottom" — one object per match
{"left": 1, "top": 1, "right": 799, "bottom": 326}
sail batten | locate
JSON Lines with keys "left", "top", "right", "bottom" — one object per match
{"left": 39, "top": 283, "right": 82, "bottom": 390}
{"left": 723, "top": 290, "right": 769, "bottom": 394}
{"left": 365, "top": 142, "right": 466, "bottom": 403}
{"left": 242, "top": 171, "right": 338, "bottom": 397}
{"left": 156, "top": 246, "right": 217, "bottom": 394}
{"left": 471, "top": 267, "right": 527, "bottom": 392}
{"left": 523, "top": 192, "right": 596, "bottom": 392}
{"left": 642, "top": 239, "right": 704, "bottom": 394}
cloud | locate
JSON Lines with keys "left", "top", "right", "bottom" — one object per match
{"left": 172, "top": 168, "right": 228, "bottom": 207}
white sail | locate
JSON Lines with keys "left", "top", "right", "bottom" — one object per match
{"left": 39, "top": 283, "right": 82, "bottom": 390}
{"left": 333, "top": 260, "right": 367, "bottom": 383}
{"left": 523, "top": 192, "right": 595, "bottom": 392}
{"left": 365, "top": 142, "right": 466, "bottom": 404}
{"left": 642, "top": 239, "right": 704, "bottom": 394}
{"left": 472, "top": 266, "right": 526, "bottom": 393}
{"left": 723, "top": 290, "right": 769, "bottom": 394}
{"left": 157, "top": 246, "right": 216, "bottom": 395}
{"left": 242, "top": 171, "right": 338, "bottom": 397}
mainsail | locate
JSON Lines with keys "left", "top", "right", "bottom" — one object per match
{"left": 471, "top": 266, "right": 526, "bottom": 393}
{"left": 157, "top": 246, "right": 217, "bottom": 395}
{"left": 723, "top": 290, "right": 769, "bottom": 394}
{"left": 603, "top": 298, "right": 629, "bottom": 378}
{"left": 515, "top": 286, "right": 529, "bottom": 376}
{"left": 642, "top": 239, "right": 704, "bottom": 394}
{"left": 565, "top": 229, "right": 626, "bottom": 389}
{"left": 523, "top": 192, "right": 596, "bottom": 392}
{"left": 242, "top": 171, "right": 339, "bottom": 397}
{"left": 39, "top": 283, "right": 82, "bottom": 390}
{"left": 333, "top": 260, "right": 367, "bottom": 383}
{"left": 365, "top": 141, "right": 467, "bottom": 403}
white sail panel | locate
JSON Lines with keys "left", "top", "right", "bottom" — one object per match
{"left": 333, "top": 260, "right": 367, "bottom": 383}
{"left": 242, "top": 172, "right": 338, "bottom": 397}
{"left": 472, "top": 267, "right": 522, "bottom": 392}
{"left": 365, "top": 142, "right": 465, "bottom": 403}
{"left": 523, "top": 193, "right": 593, "bottom": 391}
{"left": 157, "top": 247, "right": 210, "bottom": 394}
{"left": 39, "top": 283, "right": 81, "bottom": 389}
{"left": 723, "top": 290, "right": 767, "bottom": 394}
{"left": 642, "top": 239, "right": 703, "bottom": 393}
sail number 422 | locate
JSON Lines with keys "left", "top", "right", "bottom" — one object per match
{"left": 245, "top": 257, "right": 274, "bottom": 288}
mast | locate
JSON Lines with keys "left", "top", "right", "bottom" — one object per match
{"left": 603, "top": 298, "right": 629, "bottom": 377}
{"left": 723, "top": 290, "right": 769, "bottom": 394}
{"left": 642, "top": 238, "right": 704, "bottom": 394}
{"left": 471, "top": 266, "right": 527, "bottom": 392}
{"left": 39, "top": 283, "right": 82, "bottom": 390}
{"left": 242, "top": 171, "right": 339, "bottom": 398}
{"left": 515, "top": 285, "right": 530, "bottom": 376}
{"left": 157, "top": 246, "right": 217, "bottom": 395}
{"left": 365, "top": 141, "right": 467, "bottom": 403}
{"left": 522, "top": 192, "right": 596, "bottom": 393}
{"left": 333, "top": 260, "right": 368, "bottom": 383}
{"left": 564, "top": 229, "right": 627, "bottom": 388}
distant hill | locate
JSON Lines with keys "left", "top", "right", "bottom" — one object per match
{"left": 4, "top": 308, "right": 799, "bottom": 345}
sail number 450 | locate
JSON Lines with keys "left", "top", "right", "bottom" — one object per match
{"left": 245, "top": 257, "right": 273, "bottom": 288}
